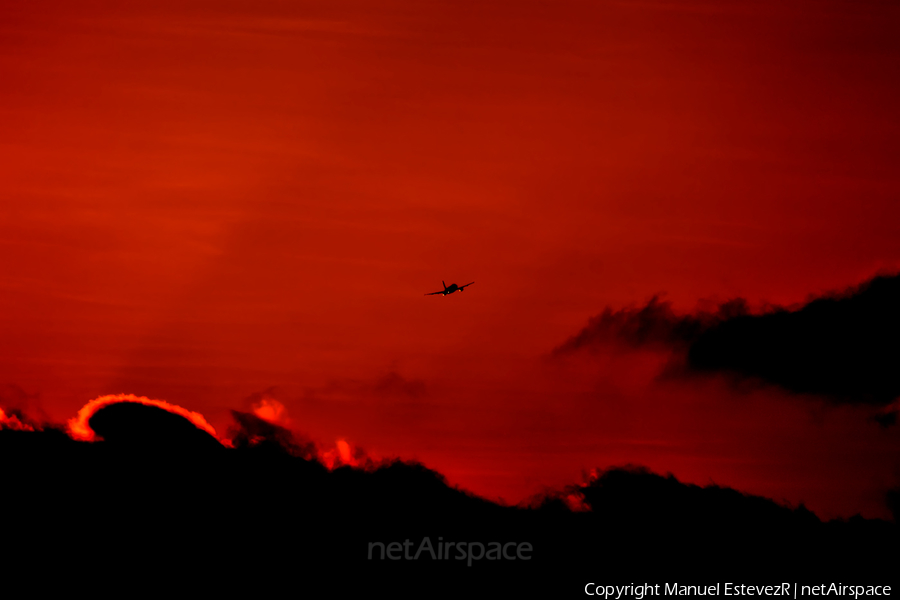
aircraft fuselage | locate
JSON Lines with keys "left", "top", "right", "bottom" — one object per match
{"left": 426, "top": 280, "right": 473, "bottom": 296}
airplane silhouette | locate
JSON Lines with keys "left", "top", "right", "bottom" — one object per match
{"left": 425, "top": 281, "right": 475, "bottom": 296}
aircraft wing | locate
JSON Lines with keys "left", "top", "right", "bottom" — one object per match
{"left": 424, "top": 290, "right": 445, "bottom": 296}
{"left": 459, "top": 281, "right": 475, "bottom": 289}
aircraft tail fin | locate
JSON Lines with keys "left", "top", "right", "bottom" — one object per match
{"left": 442, "top": 280, "right": 447, "bottom": 290}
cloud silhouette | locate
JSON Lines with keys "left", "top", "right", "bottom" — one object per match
{"left": 229, "top": 408, "right": 317, "bottom": 459}
{"left": 688, "top": 274, "right": 900, "bottom": 405}
{"left": 372, "top": 371, "right": 427, "bottom": 398}
{"left": 88, "top": 401, "right": 224, "bottom": 452}
{"left": 553, "top": 296, "right": 745, "bottom": 353}
{"left": 556, "top": 273, "right": 900, "bottom": 406}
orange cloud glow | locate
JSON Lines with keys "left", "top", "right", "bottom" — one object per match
{"left": 320, "top": 438, "right": 366, "bottom": 470}
{"left": 0, "top": 407, "right": 35, "bottom": 432}
{"left": 251, "top": 398, "right": 288, "bottom": 425}
{"left": 67, "top": 393, "right": 221, "bottom": 443}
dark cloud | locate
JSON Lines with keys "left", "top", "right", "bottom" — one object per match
{"left": 372, "top": 371, "right": 426, "bottom": 398}
{"left": 0, "top": 383, "right": 47, "bottom": 423}
{"left": 688, "top": 274, "right": 900, "bottom": 406}
{"left": 243, "top": 385, "right": 280, "bottom": 407}
{"left": 305, "top": 371, "right": 428, "bottom": 403}
{"left": 552, "top": 296, "right": 747, "bottom": 354}
{"left": 88, "top": 401, "right": 223, "bottom": 452}
{"left": 0, "top": 383, "right": 39, "bottom": 407}
{"left": 228, "top": 409, "right": 317, "bottom": 459}
{"left": 873, "top": 410, "right": 898, "bottom": 428}
{"left": 2, "top": 402, "right": 896, "bottom": 594}
{"left": 556, "top": 273, "right": 900, "bottom": 406}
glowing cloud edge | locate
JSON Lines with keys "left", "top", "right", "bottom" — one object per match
{"left": 67, "top": 393, "right": 224, "bottom": 444}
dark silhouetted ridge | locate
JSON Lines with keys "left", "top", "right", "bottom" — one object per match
{"left": 2, "top": 408, "right": 896, "bottom": 597}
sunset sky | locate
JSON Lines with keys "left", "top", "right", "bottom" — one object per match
{"left": 2, "top": 0, "right": 899, "bottom": 519}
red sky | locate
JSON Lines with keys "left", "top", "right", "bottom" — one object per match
{"left": 2, "top": 0, "right": 900, "bottom": 519}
